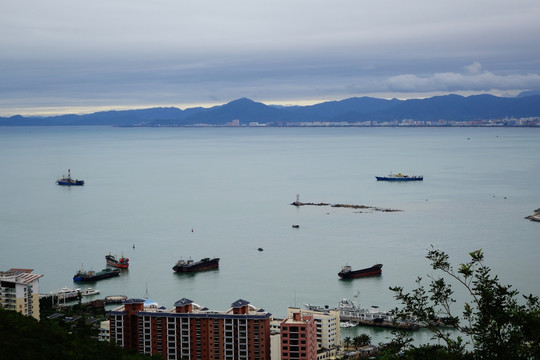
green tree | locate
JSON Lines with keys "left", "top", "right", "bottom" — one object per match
{"left": 388, "top": 247, "right": 540, "bottom": 359}
{"left": 352, "top": 336, "right": 362, "bottom": 350}
{"left": 352, "top": 334, "right": 371, "bottom": 350}
{"left": 0, "top": 308, "right": 159, "bottom": 360}
{"left": 343, "top": 336, "right": 352, "bottom": 350}
{"left": 356, "top": 333, "right": 371, "bottom": 347}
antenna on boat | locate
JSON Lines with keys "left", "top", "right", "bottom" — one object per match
{"left": 144, "top": 281, "right": 150, "bottom": 299}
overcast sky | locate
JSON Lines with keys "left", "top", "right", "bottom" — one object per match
{"left": 1, "top": 0, "right": 540, "bottom": 116}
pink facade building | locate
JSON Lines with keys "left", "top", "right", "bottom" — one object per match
{"left": 280, "top": 312, "right": 317, "bottom": 360}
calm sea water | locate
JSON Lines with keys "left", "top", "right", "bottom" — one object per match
{"left": 1, "top": 126, "right": 539, "bottom": 344}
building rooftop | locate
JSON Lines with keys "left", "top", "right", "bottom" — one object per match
{"left": 109, "top": 298, "right": 272, "bottom": 319}
{"left": 0, "top": 268, "right": 43, "bottom": 284}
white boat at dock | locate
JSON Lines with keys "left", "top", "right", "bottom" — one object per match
{"left": 80, "top": 287, "right": 100, "bottom": 296}
{"left": 305, "top": 293, "right": 421, "bottom": 330}
{"left": 46, "top": 287, "right": 79, "bottom": 302}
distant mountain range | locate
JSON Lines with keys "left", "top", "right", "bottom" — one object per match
{"left": 1, "top": 93, "right": 540, "bottom": 126}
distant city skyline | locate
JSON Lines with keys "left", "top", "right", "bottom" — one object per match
{"left": 1, "top": 1, "right": 540, "bottom": 116}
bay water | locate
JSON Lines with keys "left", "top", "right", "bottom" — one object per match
{"left": 1, "top": 126, "right": 539, "bottom": 345}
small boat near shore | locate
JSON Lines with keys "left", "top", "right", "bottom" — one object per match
{"left": 338, "top": 264, "right": 382, "bottom": 279}
{"left": 173, "top": 257, "right": 219, "bottom": 273}
{"left": 73, "top": 268, "right": 120, "bottom": 282}
{"left": 56, "top": 169, "right": 85, "bottom": 186}
{"left": 376, "top": 173, "right": 423, "bottom": 181}
{"left": 80, "top": 288, "right": 100, "bottom": 296}
{"left": 106, "top": 253, "right": 129, "bottom": 269}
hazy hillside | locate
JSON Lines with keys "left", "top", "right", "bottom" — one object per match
{"left": 1, "top": 94, "right": 539, "bottom": 126}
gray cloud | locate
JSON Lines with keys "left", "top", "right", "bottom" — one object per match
{"left": 1, "top": 0, "right": 540, "bottom": 115}
{"left": 380, "top": 65, "right": 540, "bottom": 93}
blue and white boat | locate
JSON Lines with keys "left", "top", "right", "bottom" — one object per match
{"left": 376, "top": 173, "right": 423, "bottom": 181}
{"left": 56, "top": 169, "right": 85, "bottom": 186}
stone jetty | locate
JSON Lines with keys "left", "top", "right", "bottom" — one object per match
{"left": 291, "top": 201, "right": 402, "bottom": 213}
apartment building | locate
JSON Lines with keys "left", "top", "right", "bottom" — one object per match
{"left": 108, "top": 297, "right": 272, "bottom": 360}
{"left": 280, "top": 312, "right": 317, "bottom": 360}
{"left": 0, "top": 268, "right": 43, "bottom": 320}
{"left": 286, "top": 307, "right": 340, "bottom": 351}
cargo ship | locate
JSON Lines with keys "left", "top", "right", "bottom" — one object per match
{"left": 73, "top": 268, "right": 120, "bottom": 282}
{"left": 106, "top": 253, "right": 129, "bottom": 269}
{"left": 338, "top": 264, "right": 382, "bottom": 279}
{"left": 376, "top": 173, "right": 423, "bottom": 181}
{"left": 56, "top": 169, "right": 85, "bottom": 186}
{"left": 173, "top": 257, "right": 219, "bottom": 273}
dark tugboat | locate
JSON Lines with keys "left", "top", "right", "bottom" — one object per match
{"left": 338, "top": 264, "right": 383, "bottom": 279}
{"left": 73, "top": 268, "right": 120, "bottom": 282}
{"left": 56, "top": 169, "right": 85, "bottom": 186}
{"left": 173, "top": 257, "right": 219, "bottom": 273}
{"left": 106, "top": 253, "right": 129, "bottom": 269}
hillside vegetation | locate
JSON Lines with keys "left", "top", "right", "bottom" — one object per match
{"left": 0, "top": 308, "right": 157, "bottom": 360}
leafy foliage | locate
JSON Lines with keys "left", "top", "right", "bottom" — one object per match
{"left": 0, "top": 308, "right": 157, "bottom": 360}
{"left": 387, "top": 247, "right": 540, "bottom": 359}
{"left": 352, "top": 334, "right": 371, "bottom": 349}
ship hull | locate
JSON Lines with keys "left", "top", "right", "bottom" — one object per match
{"left": 376, "top": 176, "right": 422, "bottom": 181}
{"left": 57, "top": 180, "right": 85, "bottom": 186}
{"left": 106, "top": 255, "right": 129, "bottom": 269}
{"left": 173, "top": 258, "right": 219, "bottom": 273}
{"left": 338, "top": 264, "right": 382, "bottom": 279}
{"left": 73, "top": 268, "right": 120, "bottom": 282}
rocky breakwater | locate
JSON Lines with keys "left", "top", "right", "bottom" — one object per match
{"left": 291, "top": 201, "right": 402, "bottom": 213}
{"left": 525, "top": 209, "right": 540, "bottom": 222}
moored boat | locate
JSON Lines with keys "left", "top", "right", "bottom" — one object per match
{"left": 305, "top": 296, "right": 421, "bottom": 330}
{"left": 338, "top": 264, "right": 382, "bottom": 279}
{"left": 376, "top": 173, "right": 423, "bottom": 181}
{"left": 46, "top": 287, "right": 80, "bottom": 302}
{"left": 173, "top": 257, "right": 219, "bottom": 273}
{"left": 337, "top": 298, "right": 420, "bottom": 329}
{"left": 80, "top": 288, "right": 100, "bottom": 296}
{"left": 56, "top": 169, "right": 85, "bottom": 186}
{"left": 73, "top": 268, "right": 120, "bottom": 282}
{"left": 106, "top": 253, "right": 129, "bottom": 269}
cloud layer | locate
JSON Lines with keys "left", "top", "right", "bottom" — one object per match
{"left": 1, "top": 0, "right": 540, "bottom": 115}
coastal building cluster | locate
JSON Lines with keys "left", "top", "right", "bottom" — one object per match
{"left": 213, "top": 116, "right": 540, "bottom": 127}
{"left": 1, "top": 268, "right": 377, "bottom": 360}
{"left": 107, "top": 298, "right": 342, "bottom": 360}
